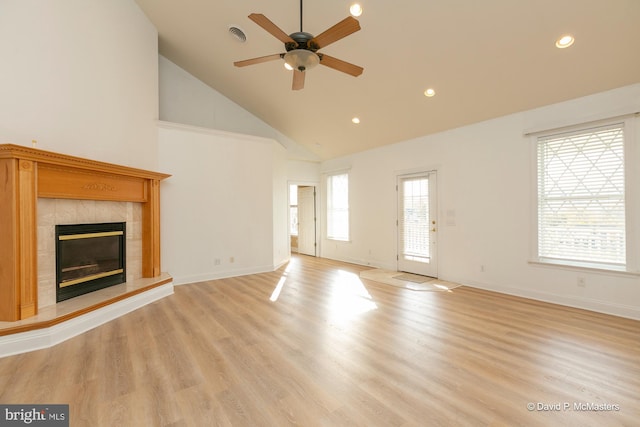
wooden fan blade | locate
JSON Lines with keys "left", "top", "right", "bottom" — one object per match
{"left": 292, "top": 70, "right": 305, "bottom": 90}
{"left": 249, "top": 13, "right": 297, "bottom": 45}
{"left": 234, "top": 53, "right": 283, "bottom": 67}
{"left": 309, "top": 16, "right": 360, "bottom": 49}
{"left": 319, "top": 54, "right": 363, "bottom": 77}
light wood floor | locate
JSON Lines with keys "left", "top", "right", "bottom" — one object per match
{"left": 1, "top": 255, "right": 638, "bottom": 426}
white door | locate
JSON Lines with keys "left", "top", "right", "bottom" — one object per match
{"left": 297, "top": 186, "right": 316, "bottom": 256}
{"left": 397, "top": 172, "right": 438, "bottom": 277}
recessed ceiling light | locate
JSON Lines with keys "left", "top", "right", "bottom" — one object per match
{"left": 352, "top": 117, "right": 361, "bottom": 124}
{"left": 424, "top": 88, "right": 436, "bottom": 97}
{"left": 555, "top": 34, "right": 574, "bottom": 48}
{"left": 350, "top": 4, "right": 363, "bottom": 17}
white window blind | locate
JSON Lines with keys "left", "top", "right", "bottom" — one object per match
{"left": 327, "top": 173, "right": 349, "bottom": 241}
{"left": 399, "top": 176, "right": 430, "bottom": 262}
{"left": 537, "top": 123, "right": 626, "bottom": 267}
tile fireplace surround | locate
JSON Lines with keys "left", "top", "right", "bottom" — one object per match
{"left": 0, "top": 144, "right": 172, "bottom": 354}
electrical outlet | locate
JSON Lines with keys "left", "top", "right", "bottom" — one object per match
{"left": 230, "top": 256, "right": 235, "bottom": 263}
{"left": 214, "top": 258, "right": 221, "bottom": 266}
{"left": 480, "top": 265, "right": 486, "bottom": 272}
{"left": 577, "top": 277, "right": 586, "bottom": 288}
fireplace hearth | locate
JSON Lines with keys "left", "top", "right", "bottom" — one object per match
{"left": 56, "top": 222, "right": 126, "bottom": 302}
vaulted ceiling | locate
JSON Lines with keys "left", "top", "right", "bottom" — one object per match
{"left": 134, "top": 0, "right": 640, "bottom": 160}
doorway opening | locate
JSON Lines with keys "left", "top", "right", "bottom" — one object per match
{"left": 289, "top": 184, "right": 318, "bottom": 256}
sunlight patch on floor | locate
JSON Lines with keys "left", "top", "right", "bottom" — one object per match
{"left": 328, "top": 270, "right": 378, "bottom": 325}
{"left": 270, "top": 261, "right": 294, "bottom": 302}
{"left": 270, "top": 276, "right": 287, "bottom": 302}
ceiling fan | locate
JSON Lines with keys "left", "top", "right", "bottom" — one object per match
{"left": 233, "top": 0, "right": 364, "bottom": 90}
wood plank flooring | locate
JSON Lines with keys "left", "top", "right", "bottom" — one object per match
{"left": 0, "top": 255, "right": 638, "bottom": 426}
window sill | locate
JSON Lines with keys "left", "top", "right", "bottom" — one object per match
{"left": 529, "top": 258, "right": 640, "bottom": 277}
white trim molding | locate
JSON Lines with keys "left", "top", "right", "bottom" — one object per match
{"left": 458, "top": 278, "right": 640, "bottom": 321}
{"left": 0, "top": 283, "right": 174, "bottom": 358}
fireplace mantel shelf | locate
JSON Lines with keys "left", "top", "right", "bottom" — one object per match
{"left": 0, "top": 144, "right": 170, "bottom": 181}
{"left": 0, "top": 143, "right": 172, "bottom": 323}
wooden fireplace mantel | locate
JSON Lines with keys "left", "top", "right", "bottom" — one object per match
{"left": 0, "top": 144, "right": 171, "bottom": 321}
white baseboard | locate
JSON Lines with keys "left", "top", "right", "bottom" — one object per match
{"left": 455, "top": 278, "right": 640, "bottom": 321}
{"left": 0, "top": 283, "right": 174, "bottom": 358}
{"left": 171, "top": 264, "right": 281, "bottom": 286}
{"left": 320, "top": 254, "right": 396, "bottom": 272}
{"left": 273, "top": 258, "right": 289, "bottom": 271}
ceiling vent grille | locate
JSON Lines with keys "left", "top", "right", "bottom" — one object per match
{"left": 228, "top": 26, "right": 247, "bottom": 42}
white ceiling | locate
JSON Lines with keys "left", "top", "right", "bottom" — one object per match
{"left": 134, "top": 0, "right": 640, "bottom": 160}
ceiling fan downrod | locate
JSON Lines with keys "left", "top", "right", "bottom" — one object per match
{"left": 299, "top": 0, "right": 303, "bottom": 32}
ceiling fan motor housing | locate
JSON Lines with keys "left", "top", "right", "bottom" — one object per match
{"left": 286, "top": 32, "right": 317, "bottom": 52}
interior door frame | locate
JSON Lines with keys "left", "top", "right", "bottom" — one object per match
{"left": 396, "top": 169, "right": 439, "bottom": 277}
{"left": 288, "top": 180, "right": 320, "bottom": 257}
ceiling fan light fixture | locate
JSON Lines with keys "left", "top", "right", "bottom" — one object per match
{"left": 284, "top": 49, "right": 320, "bottom": 72}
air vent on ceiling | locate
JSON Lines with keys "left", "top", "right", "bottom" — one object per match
{"left": 228, "top": 26, "right": 247, "bottom": 43}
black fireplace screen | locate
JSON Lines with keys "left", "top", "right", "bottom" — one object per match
{"left": 56, "top": 222, "right": 126, "bottom": 302}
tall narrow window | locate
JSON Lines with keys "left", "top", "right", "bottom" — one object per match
{"left": 537, "top": 122, "right": 626, "bottom": 268}
{"left": 290, "top": 184, "right": 298, "bottom": 236}
{"left": 327, "top": 173, "right": 349, "bottom": 241}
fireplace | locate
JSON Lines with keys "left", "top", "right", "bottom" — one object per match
{"left": 56, "top": 222, "right": 126, "bottom": 302}
{"left": 0, "top": 143, "right": 171, "bottom": 322}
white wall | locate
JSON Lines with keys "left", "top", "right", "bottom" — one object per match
{"left": 157, "top": 122, "right": 288, "bottom": 285}
{"left": 0, "top": 0, "right": 159, "bottom": 170}
{"left": 321, "top": 84, "right": 640, "bottom": 319}
{"left": 158, "top": 55, "right": 320, "bottom": 277}
{"left": 159, "top": 56, "right": 319, "bottom": 162}
{"left": 288, "top": 160, "right": 321, "bottom": 184}
{"left": 272, "top": 144, "right": 290, "bottom": 269}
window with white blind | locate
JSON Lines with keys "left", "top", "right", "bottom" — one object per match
{"left": 536, "top": 122, "right": 627, "bottom": 269}
{"left": 399, "top": 176, "right": 430, "bottom": 262}
{"left": 326, "top": 172, "right": 349, "bottom": 241}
